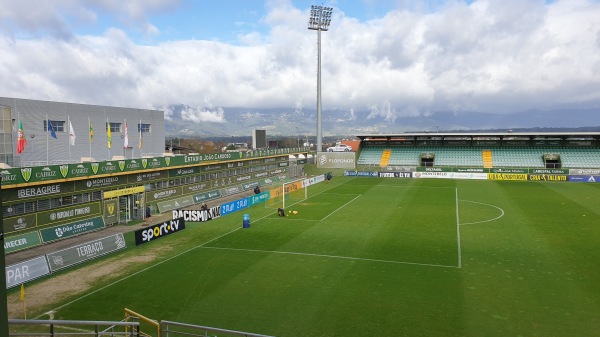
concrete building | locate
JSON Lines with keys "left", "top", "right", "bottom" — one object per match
{"left": 0, "top": 97, "right": 164, "bottom": 167}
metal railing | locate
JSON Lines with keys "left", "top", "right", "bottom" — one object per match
{"left": 8, "top": 319, "right": 140, "bottom": 337}
{"left": 161, "top": 321, "right": 275, "bottom": 337}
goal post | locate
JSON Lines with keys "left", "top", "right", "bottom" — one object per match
{"left": 266, "top": 177, "right": 308, "bottom": 209}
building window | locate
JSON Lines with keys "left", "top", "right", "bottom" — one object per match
{"left": 138, "top": 123, "right": 151, "bottom": 133}
{"left": 107, "top": 122, "right": 121, "bottom": 132}
{"left": 44, "top": 120, "right": 65, "bottom": 132}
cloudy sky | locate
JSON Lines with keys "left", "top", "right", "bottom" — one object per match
{"left": 1, "top": 0, "right": 599, "bottom": 123}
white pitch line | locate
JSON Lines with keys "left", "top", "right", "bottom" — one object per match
{"left": 201, "top": 246, "right": 458, "bottom": 269}
{"left": 459, "top": 199, "right": 505, "bottom": 225}
{"left": 455, "top": 188, "right": 462, "bottom": 269}
{"left": 34, "top": 178, "right": 357, "bottom": 318}
{"left": 319, "top": 194, "right": 361, "bottom": 221}
{"left": 34, "top": 212, "right": 274, "bottom": 319}
{"left": 373, "top": 185, "right": 457, "bottom": 189}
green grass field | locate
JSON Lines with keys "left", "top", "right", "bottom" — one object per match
{"left": 34, "top": 177, "right": 600, "bottom": 336}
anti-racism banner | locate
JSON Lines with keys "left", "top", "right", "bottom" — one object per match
{"left": 316, "top": 152, "right": 356, "bottom": 169}
{"left": 6, "top": 256, "right": 51, "bottom": 289}
{"left": 46, "top": 233, "right": 127, "bottom": 272}
{"left": 4, "top": 231, "right": 42, "bottom": 254}
{"left": 135, "top": 217, "right": 185, "bottom": 245}
{"left": 172, "top": 206, "right": 222, "bottom": 222}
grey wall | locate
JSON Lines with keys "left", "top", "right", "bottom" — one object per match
{"left": 0, "top": 97, "right": 164, "bottom": 167}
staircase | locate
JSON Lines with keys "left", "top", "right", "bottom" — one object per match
{"left": 380, "top": 149, "right": 391, "bottom": 167}
{"left": 482, "top": 150, "right": 493, "bottom": 168}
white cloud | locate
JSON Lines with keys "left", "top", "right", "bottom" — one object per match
{"left": 0, "top": 0, "right": 599, "bottom": 122}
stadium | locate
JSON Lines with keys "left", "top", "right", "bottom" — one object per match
{"left": 3, "top": 125, "right": 600, "bottom": 337}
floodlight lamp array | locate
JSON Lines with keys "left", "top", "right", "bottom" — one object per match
{"left": 308, "top": 6, "right": 333, "bottom": 31}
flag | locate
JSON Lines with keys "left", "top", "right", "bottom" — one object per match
{"left": 48, "top": 120, "right": 57, "bottom": 139}
{"left": 107, "top": 122, "right": 112, "bottom": 149}
{"left": 138, "top": 120, "right": 143, "bottom": 149}
{"left": 123, "top": 120, "right": 129, "bottom": 148}
{"left": 89, "top": 120, "right": 94, "bottom": 142}
{"left": 20, "top": 284, "right": 25, "bottom": 302}
{"left": 17, "top": 119, "right": 27, "bottom": 154}
{"left": 69, "top": 120, "right": 76, "bottom": 146}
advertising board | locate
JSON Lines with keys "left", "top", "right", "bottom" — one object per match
{"left": 529, "top": 174, "right": 568, "bottom": 182}
{"left": 3, "top": 214, "right": 37, "bottom": 234}
{"left": 135, "top": 217, "right": 185, "bottom": 245}
{"left": 488, "top": 173, "right": 528, "bottom": 181}
{"left": 172, "top": 206, "right": 222, "bottom": 222}
{"left": 5, "top": 256, "right": 50, "bottom": 288}
{"left": 379, "top": 172, "right": 412, "bottom": 178}
{"left": 344, "top": 171, "right": 379, "bottom": 177}
{"left": 4, "top": 231, "right": 42, "bottom": 253}
{"left": 39, "top": 216, "right": 105, "bottom": 243}
{"left": 46, "top": 233, "right": 126, "bottom": 272}
{"left": 568, "top": 175, "right": 600, "bottom": 183}
{"left": 316, "top": 152, "right": 356, "bottom": 169}
{"left": 414, "top": 172, "right": 487, "bottom": 180}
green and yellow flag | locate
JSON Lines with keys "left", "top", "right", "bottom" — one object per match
{"left": 89, "top": 120, "right": 94, "bottom": 142}
{"left": 107, "top": 122, "right": 112, "bottom": 149}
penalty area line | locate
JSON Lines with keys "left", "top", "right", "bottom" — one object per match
{"left": 320, "top": 195, "right": 361, "bottom": 221}
{"left": 201, "top": 246, "right": 458, "bottom": 269}
{"left": 33, "top": 210, "right": 278, "bottom": 319}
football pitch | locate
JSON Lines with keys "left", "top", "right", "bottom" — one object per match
{"left": 35, "top": 177, "right": 600, "bottom": 336}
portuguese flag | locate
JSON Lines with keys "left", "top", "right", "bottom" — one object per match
{"left": 17, "top": 119, "right": 26, "bottom": 154}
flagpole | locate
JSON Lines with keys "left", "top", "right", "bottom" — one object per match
{"left": 18, "top": 112, "right": 22, "bottom": 167}
{"left": 89, "top": 116, "right": 92, "bottom": 159}
{"left": 20, "top": 283, "right": 26, "bottom": 319}
{"left": 46, "top": 114, "right": 49, "bottom": 165}
{"left": 106, "top": 116, "right": 110, "bottom": 160}
{"left": 123, "top": 118, "right": 126, "bottom": 158}
{"left": 68, "top": 115, "right": 71, "bottom": 163}
{"left": 139, "top": 118, "right": 142, "bottom": 158}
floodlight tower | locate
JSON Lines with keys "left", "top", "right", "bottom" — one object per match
{"left": 308, "top": 5, "right": 333, "bottom": 152}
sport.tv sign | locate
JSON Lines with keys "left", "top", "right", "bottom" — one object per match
{"left": 135, "top": 217, "right": 185, "bottom": 245}
{"left": 316, "top": 152, "right": 356, "bottom": 169}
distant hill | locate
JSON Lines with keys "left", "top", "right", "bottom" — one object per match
{"left": 164, "top": 104, "right": 600, "bottom": 137}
